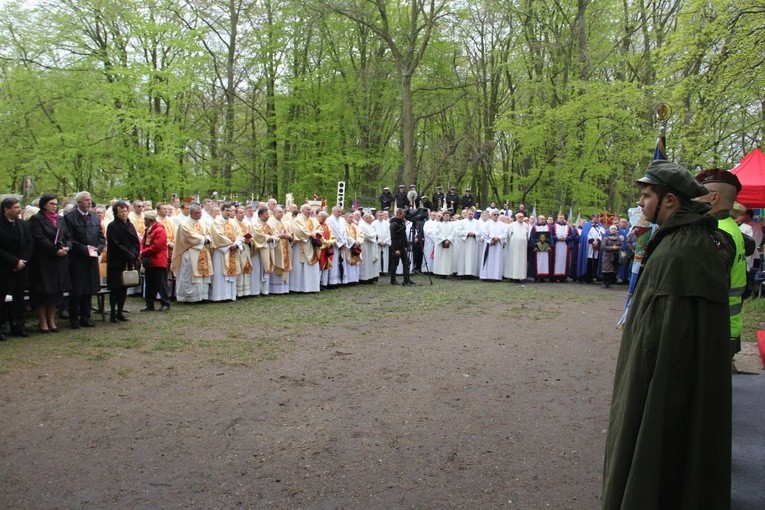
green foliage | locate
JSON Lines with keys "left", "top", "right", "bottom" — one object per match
{"left": 0, "top": 0, "right": 762, "bottom": 211}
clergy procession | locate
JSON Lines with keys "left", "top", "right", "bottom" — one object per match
{"left": 1, "top": 184, "right": 637, "bottom": 340}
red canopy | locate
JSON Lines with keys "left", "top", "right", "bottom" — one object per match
{"left": 731, "top": 148, "right": 765, "bottom": 207}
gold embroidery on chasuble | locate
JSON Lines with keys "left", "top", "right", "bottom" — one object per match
{"left": 193, "top": 222, "right": 211, "bottom": 276}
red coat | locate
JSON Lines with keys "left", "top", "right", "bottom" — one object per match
{"left": 140, "top": 222, "right": 168, "bottom": 269}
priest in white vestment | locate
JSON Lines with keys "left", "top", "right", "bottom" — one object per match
{"left": 504, "top": 213, "right": 530, "bottom": 281}
{"left": 457, "top": 211, "right": 483, "bottom": 277}
{"left": 344, "top": 212, "right": 362, "bottom": 284}
{"left": 372, "top": 211, "right": 390, "bottom": 276}
{"left": 358, "top": 213, "right": 379, "bottom": 282}
{"left": 551, "top": 214, "right": 573, "bottom": 281}
{"left": 480, "top": 210, "right": 507, "bottom": 281}
{"left": 451, "top": 209, "right": 468, "bottom": 274}
{"left": 171, "top": 204, "right": 213, "bottom": 302}
{"left": 422, "top": 212, "right": 439, "bottom": 273}
{"left": 327, "top": 207, "right": 350, "bottom": 286}
{"left": 432, "top": 212, "right": 455, "bottom": 276}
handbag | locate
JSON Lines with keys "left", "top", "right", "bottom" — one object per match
{"left": 121, "top": 269, "right": 140, "bottom": 287}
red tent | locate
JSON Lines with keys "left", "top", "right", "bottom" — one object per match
{"left": 731, "top": 148, "right": 765, "bottom": 207}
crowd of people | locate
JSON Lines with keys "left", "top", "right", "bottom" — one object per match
{"left": 2, "top": 159, "right": 763, "bottom": 509}
{"left": 1, "top": 178, "right": 762, "bottom": 342}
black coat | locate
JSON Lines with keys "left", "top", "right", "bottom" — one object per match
{"left": 394, "top": 191, "right": 408, "bottom": 209}
{"left": 106, "top": 219, "right": 139, "bottom": 289}
{"left": 28, "top": 212, "right": 71, "bottom": 295}
{"left": 379, "top": 191, "right": 393, "bottom": 211}
{"left": 64, "top": 208, "right": 105, "bottom": 295}
{"left": 0, "top": 215, "right": 34, "bottom": 292}
{"left": 389, "top": 217, "right": 408, "bottom": 250}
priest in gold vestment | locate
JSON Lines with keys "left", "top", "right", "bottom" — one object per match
{"left": 171, "top": 204, "right": 213, "bottom": 302}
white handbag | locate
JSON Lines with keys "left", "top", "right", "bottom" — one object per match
{"left": 121, "top": 269, "right": 140, "bottom": 287}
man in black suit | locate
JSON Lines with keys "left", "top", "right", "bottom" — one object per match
{"left": 64, "top": 191, "right": 105, "bottom": 329}
{"left": 388, "top": 208, "right": 415, "bottom": 286}
{"left": 0, "top": 197, "right": 34, "bottom": 339}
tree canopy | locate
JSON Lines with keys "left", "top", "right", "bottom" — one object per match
{"left": 1, "top": 0, "right": 762, "bottom": 214}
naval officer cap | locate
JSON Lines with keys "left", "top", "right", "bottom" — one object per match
{"left": 635, "top": 160, "right": 709, "bottom": 200}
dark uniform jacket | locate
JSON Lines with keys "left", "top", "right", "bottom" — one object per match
{"left": 379, "top": 191, "right": 393, "bottom": 211}
{"left": 432, "top": 191, "right": 445, "bottom": 210}
{"left": 445, "top": 192, "right": 459, "bottom": 212}
{"left": 602, "top": 202, "right": 732, "bottom": 510}
{"left": 0, "top": 215, "right": 34, "bottom": 292}
{"left": 64, "top": 208, "right": 105, "bottom": 295}
{"left": 394, "top": 191, "right": 408, "bottom": 209}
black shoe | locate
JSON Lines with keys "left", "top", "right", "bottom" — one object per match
{"left": 69, "top": 322, "right": 80, "bottom": 330}
{"left": 12, "top": 328, "right": 30, "bottom": 338}
{"left": 403, "top": 280, "right": 416, "bottom": 286}
{"left": 139, "top": 306, "right": 155, "bottom": 312}
{"left": 390, "top": 279, "right": 398, "bottom": 285}
{"left": 110, "top": 314, "right": 119, "bottom": 323}
{"left": 117, "top": 314, "right": 129, "bottom": 322}
{"left": 158, "top": 305, "right": 170, "bottom": 312}
{"left": 0, "top": 330, "right": 6, "bottom": 341}
{"left": 80, "top": 321, "right": 96, "bottom": 328}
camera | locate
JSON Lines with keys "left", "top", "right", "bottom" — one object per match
{"left": 405, "top": 207, "right": 429, "bottom": 224}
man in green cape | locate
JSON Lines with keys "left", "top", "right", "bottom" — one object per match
{"left": 602, "top": 160, "right": 733, "bottom": 509}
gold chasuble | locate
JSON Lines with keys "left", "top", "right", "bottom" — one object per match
{"left": 128, "top": 211, "right": 145, "bottom": 238}
{"left": 210, "top": 217, "right": 243, "bottom": 276}
{"left": 267, "top": 217, "right": 292, "bottom": 280}
{"left": 171, "top": 218, "right": 212, "bottom": 277}
{"left": 291, "top": 213, "right": 320, "bottom": 265}
{"left": 251, "top": 218, "right": 276, "bottom": 273}
{"left": 347, "top": 223, "right": 363, "bottom": 265}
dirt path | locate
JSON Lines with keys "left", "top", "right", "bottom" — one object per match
{"left": 1, "top": 283, "right": 752, "bottom": 509}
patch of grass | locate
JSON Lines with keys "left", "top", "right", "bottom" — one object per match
{"left": 149, "top": 338, "right": 190, "bottom": 352}
{"left": 88, "top": 351, "right": 112, "bottom": 361}
{"left": 0, "top": 280, "right": 629, "bottom": 375}
{"left": 742, "top": 297, "right": 765, "bottom": 342}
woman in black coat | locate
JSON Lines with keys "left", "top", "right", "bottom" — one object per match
{"left": 28, "top": 194, "right": 71, "bottom": 333}
{"left": 106, "top": 201, "right": 140, "bottom": 323}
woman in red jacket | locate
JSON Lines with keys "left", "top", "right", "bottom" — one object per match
{"left": 139, "top": 211, "right": 171, "bottom": 312}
